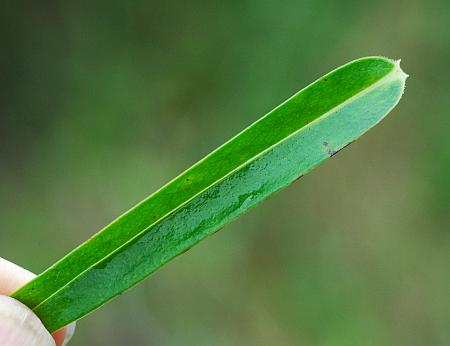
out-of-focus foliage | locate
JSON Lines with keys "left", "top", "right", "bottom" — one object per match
{"left": 1, "top": 1, "right": 449, "bottom": 345}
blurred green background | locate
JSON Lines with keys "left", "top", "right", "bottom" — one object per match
{"left": 1, "top": 1, "right": 449, "bottom": 345}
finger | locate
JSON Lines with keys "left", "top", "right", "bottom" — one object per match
{"left": 0, "top": 257, "right": 75, "bottom": 345}
{"left": 0, "top": 257, "right": 35, "bottom": 296}
{"left": 0, "top": 295, "right": 55, "bottom": 346}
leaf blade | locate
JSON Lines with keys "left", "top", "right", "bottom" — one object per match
{"left": 13, "top": 57, "right": 407, "bottom": 332}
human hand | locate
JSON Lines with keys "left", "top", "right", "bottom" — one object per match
{"left": 0, "top": 257, "right": 75, "bottom": 345}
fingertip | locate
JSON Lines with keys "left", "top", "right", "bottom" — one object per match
{"left": 0, "top": 258, "right": 76, "bottom": 345}
{"left": 0, "top": 257, "right": 36, "bottom": 295}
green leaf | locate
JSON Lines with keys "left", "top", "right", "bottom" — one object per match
{"left": 12, "top": 56, "right": 407, "bottom": 332}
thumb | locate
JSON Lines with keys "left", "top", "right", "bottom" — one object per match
{"left": 0, "top": 295, "right": 55, "bottom": 346}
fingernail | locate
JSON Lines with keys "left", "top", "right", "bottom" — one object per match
{"left": 62, "top": 322, "right": 76, "bottom": 346}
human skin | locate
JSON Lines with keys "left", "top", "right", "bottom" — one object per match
{"left": 0, "top": 257, "right": 75, "bottom": 346}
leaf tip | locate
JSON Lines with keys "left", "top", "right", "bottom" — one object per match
{"left": 393, "top": 58, "right": 409, "bottom": 80}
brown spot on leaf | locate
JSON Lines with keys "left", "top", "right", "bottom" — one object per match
{"left": 327, "top": 149, "right": 337, "bottom": 156}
